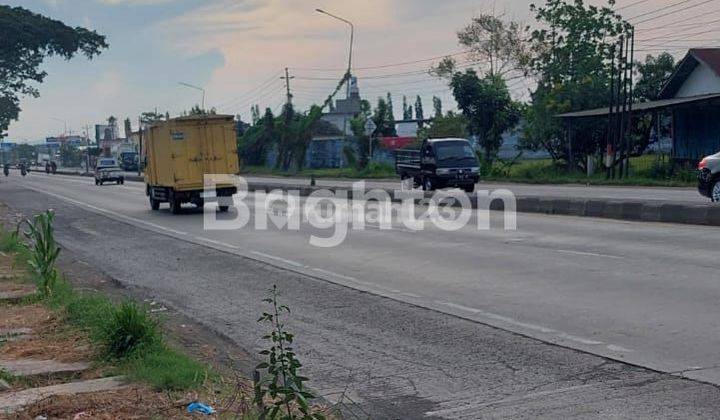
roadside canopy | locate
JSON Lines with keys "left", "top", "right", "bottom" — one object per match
{"left": 555, "top": 93, "right": 720, "bottom": 119}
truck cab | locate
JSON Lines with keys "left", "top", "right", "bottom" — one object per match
{"left": 396, "top": 138, "right": 480, "bottom": 192}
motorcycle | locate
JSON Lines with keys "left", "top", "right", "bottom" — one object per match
{"left": 20, "top": 163, "right": 27, "bottom": 177}
{"left": 2, "top": 164, "right": 9, "bottom": 177}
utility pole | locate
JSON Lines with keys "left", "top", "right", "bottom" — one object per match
{"left": 606, "top": 45, "right": 616, "bottom": 180}
{"left": 625, "top": 27, "right": 635, "bottom": 179}
{"left": 280, "top": 67, "right": 295, "bottom": 106}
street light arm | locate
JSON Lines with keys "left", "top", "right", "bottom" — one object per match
{"left": 315, "top": 9, "right": 354, "bottom": 79}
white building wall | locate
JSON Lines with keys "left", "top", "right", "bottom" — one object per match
{"left": 676, "top": 62, "right": 720, "bottom": 97}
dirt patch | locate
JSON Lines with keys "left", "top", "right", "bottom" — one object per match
{"left": 1, "top": 325, "right": 96, "bottom": 364}
{"left": 0, "top": 305, "right": 53, "bottom": 330}
{"left": 6, "top": 386, "right": 191, "bottom": 420}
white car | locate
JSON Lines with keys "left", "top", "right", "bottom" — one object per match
{"left": 94, "top": 158, "right": 125, "bottom": 186}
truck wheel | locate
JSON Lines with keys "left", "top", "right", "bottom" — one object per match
{"left": 150, "top": 197, "right": 160, "bottom": 211}
{"left": 169, "top": 191, "right": 181, "bottom": 214}
{"left": 422, "top": 177, "right": 434, "bottom": 191}
{"left": 463, "top": 184, "right": 475, "bottom": 193}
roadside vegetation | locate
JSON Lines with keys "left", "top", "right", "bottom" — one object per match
{"left": 243, "top": 162, "right": 396, "bottom": 180}
{"left": 1, "top": 211, "right": 206, "bottom": 392}
{"left": 481, "top": 155, "right": 696, "bottom": 187}
{"left": 0, "top": 209, "right": 336, "bottom": 418}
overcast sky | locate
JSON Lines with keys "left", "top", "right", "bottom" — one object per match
{"left": 4, "top": 0, "right": 717, "bottom": 142}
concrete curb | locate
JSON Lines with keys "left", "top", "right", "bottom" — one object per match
{"left": 241, "top": 181, "right": 720, "bottom": 227}
{"left": 44, "top": 170, "right": 719, "bottom": 227}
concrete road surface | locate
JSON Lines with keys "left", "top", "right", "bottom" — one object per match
{"left": 2, "top": 172, "right": 720, "bottom": 418}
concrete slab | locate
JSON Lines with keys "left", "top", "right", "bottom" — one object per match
{"left": 0, "top": 290, "right": 35, "bottom": 303}
{"left": 0, "top": 327, "right": 32, "bottom": 342}
{"left": 0, "top": 376, "right": 127, "bottom": 414}
{"left": 0, "top": 359, "right": 90, "bottom": 377}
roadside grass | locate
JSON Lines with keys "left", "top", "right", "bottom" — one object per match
{"left": 243, "top": 162, "right": 396, "bottom": 179}
{"left": 1, "top": 225, "right": 209, "bottom": 392}
{"left": 482, "top": 155, "right": 697, "bottom": 187}
{"left": 244, "top": 155, "right": 696, "bottom": 187}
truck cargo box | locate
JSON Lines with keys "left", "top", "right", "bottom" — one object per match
{"left": 143, "top": 114, "right": 240, "bottom": 213}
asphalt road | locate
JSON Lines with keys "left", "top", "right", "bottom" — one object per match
{"left": 40, "top": 167, "right": 706, "bottom": 203}
{"left": 244, "top": 175, "right": 705, "bottom": 203}
{"left": 2, "top": 172, "right": 720, "bottom": 418}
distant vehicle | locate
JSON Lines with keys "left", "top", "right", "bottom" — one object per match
{"left": 143, "top": 114, "right": 240, "bottom": 214}
{"left": 698, "top": 151, "right": 720, "bottom": 202}
{"left": 119, "top": 151, "right": 138, "bottom": 171}
{"left": 94, "top": 157, "right": 125, "bottom": 186}
{"left": 395, "top": 138, "right": 480, "bottom": 193}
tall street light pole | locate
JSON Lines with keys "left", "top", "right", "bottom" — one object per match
{"left": 179, "top": 82, "right": 206, "bottom": 111}
{"left": 316, "top": 8, "right": 354, "bottom": 98}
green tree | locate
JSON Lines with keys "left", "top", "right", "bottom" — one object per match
{"left": 456, "top": 14, "right": 529, "bottom": 77}
{"left": 415, "top": 95, "right": 424, "bottom": 121}
{"left": 187, "top": 105, "right": 216, "bottom": 116}
{"left": 0, "top": 6, "right": 107, "bottom": 138}
{"left": 628, "top": 52, "right": 676, "bottom": 155}
{"left": 450, "top": 70, "right": 520, "bottom": 162}
{"left": 402, "top": 95, "right": 411, "bottom": 120}
{"left": 385, "top": 93, "right": 397, "bottom": 135}
{"left": 634, "top": 52, "right": 675, "bottom": 102}
{"left": 371, "top": 97, "right": 397, "bottom": 137}
{"left": 522, "top": 0, "right": 630, "bottom": 169}
{"left": 432, "top": 96, "right": 443, "bottom": 118}
{"left": 60, "top": 143, "right": 82, "bottom": 167}
{"left": 417, "top": 111, "right": 468, "bottom": 141}
{"left": 239, "top": 108, "right": 275, "bottom": 166}
{"left": 140, "top": 111, "right": 167, "bottom": 125}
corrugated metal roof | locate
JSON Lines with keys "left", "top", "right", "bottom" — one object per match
{"left": 556, "top": 93, "right": 720, "bottom": 118}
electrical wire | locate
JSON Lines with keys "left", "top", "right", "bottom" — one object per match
{"left": 631, "top": 0, "right": 717, "bottom": 25}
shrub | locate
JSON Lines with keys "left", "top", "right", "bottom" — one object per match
{"left": 123, "top": 349, "right": 207, "bottom": 391}
{"left": 21, "top": 211, "right": 61, "bottom": 296}
{"left": 102, "top": 301, "right": 160, "bottom": 358}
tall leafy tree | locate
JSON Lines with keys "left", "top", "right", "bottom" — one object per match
{"left": 402, "top": 95, "right": 411, "bottom": 120}
{"left": 456, "top": 14, "right": 529, "bottom": 77}
{"left": 627, "top": 52, "right": 676, "bottom": 154}
{"left": 239, "top": 108, "right": 275, "bottom": 166}
{"left": 385, "top": 93, "right": 397, "bottom": 135}
{"left": 634, "top": 52, "right": 675, "bottom": 102}
{"left": 417, "top": 111, "right": 468, "bottom": 141}
{"left": 415, "top": 95, "right": 424, "bottom": 121}
{"left": 450, "top": 70, "right": 520, "bottom": 162}
{"left": 522, "top": 0, "right": 630, "bottom": 168}
{"left": 0, "top": 5, "right": 107, "bottom": 137}
{"left": 372, "top": 97, "right": 397, "bottom": 137}
{"left": 432, "top": 96, "right": 443, "bottom": 119}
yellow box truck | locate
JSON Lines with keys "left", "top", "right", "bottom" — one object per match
{"left": 143, "top": 114, "right": 240, "bottom": 214}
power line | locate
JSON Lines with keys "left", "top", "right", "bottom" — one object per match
{"left": 636, "top": 27, "right": 720, "bottom": 42}
{"left": 631, "top": 0, "right": 716, "bottom": 25}
{"left": 290, "top": 50, "right": 471, "bottom": 72}
{"left": 636, "top": 8, "right": 720, "bottom": 31}
{"left": 214, "top": 70, "right": 284, "bottom": 109}
{"left": 616, "top": 0, "right": 654, "bottom": 11}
